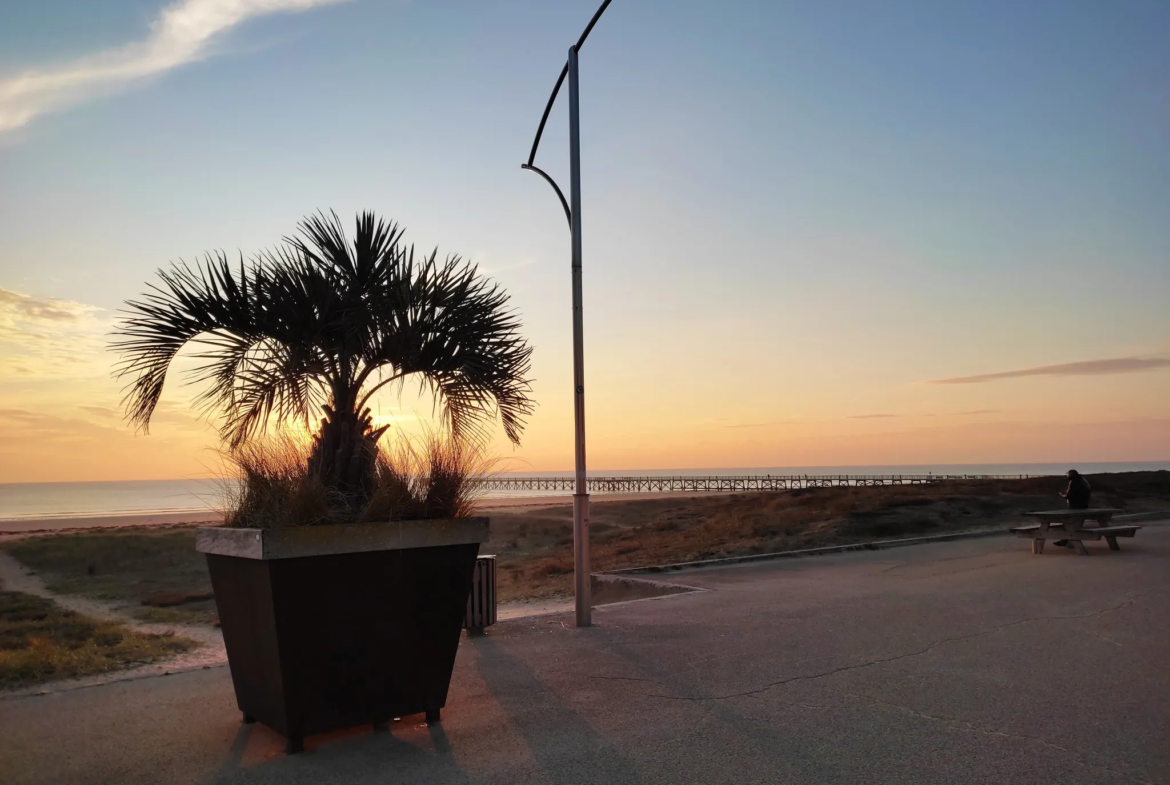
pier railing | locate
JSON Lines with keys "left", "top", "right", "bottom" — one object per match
{"left": 471, "top": 475, "right": 1040, "bottom": 494}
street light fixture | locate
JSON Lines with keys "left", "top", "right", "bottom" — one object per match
{"left": 521, "top": 0, "right": 615, "bottom": 628}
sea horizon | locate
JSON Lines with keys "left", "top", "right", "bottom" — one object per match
{"left": 2, "top": 461, "right": 1167, "bottom": 520}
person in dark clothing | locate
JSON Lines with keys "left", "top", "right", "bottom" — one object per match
{"left": 1054, "top": 470, "right": 1092, "bottom": 546}
{"left": 1061, "top": 470, "right": 1092, "bottom": 509}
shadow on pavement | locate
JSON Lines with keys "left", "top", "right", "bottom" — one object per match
{"left": 207, "top": 713, "right": 475, "bottom": 784}
{"left": 471, "top": 633, "right": 649, "bottom": 785}
{"left": 587, "top": 624, "right": 849, "bottom": 782}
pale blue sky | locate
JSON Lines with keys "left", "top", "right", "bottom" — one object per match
{"left": 1, "top": 0, "right": 1168, "bottom": 479}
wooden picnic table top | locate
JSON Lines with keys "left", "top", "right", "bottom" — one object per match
{"left": 1024, "top": 508, "right": 1124, "bottom": 519}
{"left": 1014, "top": 509, "right": 1137, "bottom": 556}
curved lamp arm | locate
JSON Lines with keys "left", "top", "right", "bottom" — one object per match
{"left": 520, "top": 164, "right": 572, "bottom": 228}
{"left": 521, "top": 0, "right": 615, "bottom": 222}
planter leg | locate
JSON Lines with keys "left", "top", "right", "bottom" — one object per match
{"left": 242, "top": 713, "right": 256, "bottom": 725}
{"left": 426, "top": 708, "right": 441, "bottom": 725}
{"left": 286, "top": 736, "right": 304, "bottom": 755}
{"left": 468, "top": 626, "right": 486, "bottom": 637}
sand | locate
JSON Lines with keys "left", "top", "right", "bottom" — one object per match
{"left": 0, "top": 493, "right": 724, "bottom": 537}
{"left": 0, "top": 510, "right": 225, "bottom": 537}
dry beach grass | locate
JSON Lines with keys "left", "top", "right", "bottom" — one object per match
{"left": 3, "top": 471, "right": 1167, "bottom": 635}
{"left": 4, "top": 529, "right": 218, "bottom": 626}
{"left": 483, "top": 472, "right": 1170, "bottom": 600}
{"left": 0, "top": 589, "right": 195, "bottom": 688}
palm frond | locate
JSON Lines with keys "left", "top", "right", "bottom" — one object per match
{"left": 112, "top": 211, "right": 535, "bottom": 509}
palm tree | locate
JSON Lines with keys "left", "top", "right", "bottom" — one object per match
{"left": 113, "top": 211, "right": 534, "bottom": 512}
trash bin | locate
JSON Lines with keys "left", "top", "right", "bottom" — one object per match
{"left": 464, "top": 555, "right": 497, "bottom": 636}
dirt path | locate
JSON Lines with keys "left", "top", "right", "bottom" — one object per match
{"left": 0, "top": 548, "right": 583, "bottom": 698}
{"left": 0, "top": 551, "right": 227, "bottom": 695}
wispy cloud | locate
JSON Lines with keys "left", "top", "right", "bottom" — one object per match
{"left": 955, "top": 409, "right": 999, "bottom": 416}
{"left": 847, "top": 414, "right": 898, "bottom": 419}
{"left": 0, "top": 0, "right": 348, "bottom": 134}
{"left": 928, "top": 357, "right": 1170, "bottom": 385}
{"left": 0, "top": 287, "right": 107, "bottom": 379}
{"left": 77, "top": 405, "right": 122, "bottom": 419}
{"left": 722, "top": 420, "right": 792, "bottom": 429}
{"left": 0, "top": 287, "right": 92, "bottom": 324}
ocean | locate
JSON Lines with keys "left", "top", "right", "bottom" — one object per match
{"left": 1, "top": 462, "right": 1166, "bottom": 520}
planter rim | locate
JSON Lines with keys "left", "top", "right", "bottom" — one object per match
{"left": 196, "top": 517, "right": 489, "bottom": 561}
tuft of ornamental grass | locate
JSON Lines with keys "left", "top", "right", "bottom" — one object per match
{"left": 222, "top": 431, "right": 492, "bottom": 528}
{"left": 222, "top": 434, "right": 333, "bottom": 529}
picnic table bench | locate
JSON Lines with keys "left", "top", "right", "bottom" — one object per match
{"left": 1011, "top": 508, "right": 1141, "bottom": 555}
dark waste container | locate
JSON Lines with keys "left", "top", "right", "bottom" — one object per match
{"left": 464, "top": 555, "right": 497, "bottom": 635}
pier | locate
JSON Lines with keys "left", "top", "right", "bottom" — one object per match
{"left": 472, "top": 474, "right": 1037, "bottom": 494}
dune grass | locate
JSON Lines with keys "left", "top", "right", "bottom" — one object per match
{"left": 5, "top": 472, "right": 1166, "bottom": 616}
{"left": 0, "top": 590, "right": 195, "bottom": 689}
{"left": 484, "top": 472, "right": 1170, "bottom": 601}
{"left": 2, "top": 529, "right": 217, "bottom": 626}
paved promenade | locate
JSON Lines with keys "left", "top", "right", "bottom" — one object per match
{"left": 3, "top": 526, "right": 1168, "bottom": 785}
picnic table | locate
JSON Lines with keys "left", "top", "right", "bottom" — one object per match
{"left": 1011, "top": 508, "right": 1141, "bottom": 555}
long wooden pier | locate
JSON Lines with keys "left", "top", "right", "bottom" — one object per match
{"left": 472, "top": 474, "right": 1036, "bottom": 494}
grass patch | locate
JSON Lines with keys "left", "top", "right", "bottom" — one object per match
{"left": 483, "top": 471, "right": 1170, "bottom": 601}
{"left": 0, "top": 590, "right": 195, "bottom": 689}
{"left": 2, "top": 529, "right": 216, "bottom": 626}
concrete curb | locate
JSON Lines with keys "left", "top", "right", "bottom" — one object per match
{"left": 1114, "top": 511, "right": 1170, "bottom": 523}
{"left": 605, "top": 527, "right": 1012, "bottom": 575}
{"left": 0, "top": 662, "right": 228, "bottom": 702}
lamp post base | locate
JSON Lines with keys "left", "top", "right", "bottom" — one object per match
{"left": 573, "top": 492, "right": 591, "bottom": 627}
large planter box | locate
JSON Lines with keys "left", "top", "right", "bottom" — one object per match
{"left": 196, "top": 518, "right": 488, "bottom": 753}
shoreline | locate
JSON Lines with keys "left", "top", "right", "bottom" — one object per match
{"left": 0, "top": 492, "right": 729, "bottom": 536}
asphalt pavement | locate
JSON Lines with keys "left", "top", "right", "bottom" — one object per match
{"left": 3, "top": 524, "right": 1168, "bottom": 785}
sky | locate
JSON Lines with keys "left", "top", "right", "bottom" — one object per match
{"left": 0, "top": 0, "right": 1168, "bottom": 483}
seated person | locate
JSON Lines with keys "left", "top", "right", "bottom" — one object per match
{"left": 1054, "top": 470, "right": 1092, "bottom": 546}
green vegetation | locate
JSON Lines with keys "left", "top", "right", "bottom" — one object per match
{"left": 112, "top": 211, "right": 534, "bottom": 526}
{"left": 0, "top": 590, "right": 194, "bottom": 689}
{"left": 3, "top": 529, "right": 217, "bottom": 626}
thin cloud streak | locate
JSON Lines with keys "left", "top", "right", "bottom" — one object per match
{"left": 929, "top": 357, "right": 1170, "bottom": 385}
{"left": 722, "top": 421, "right": 793, "bottom": 429}
{"left": 847, "top": 414, "right": 898, "bottom": 419}
{"left": 0, "top": 287, "right": 92, "bottom": 323}
{"left": 0, "top": 287, "right": 108, "bottom": 379}
{"left": 0, "top": 0, "right": 348, "bottom": 133}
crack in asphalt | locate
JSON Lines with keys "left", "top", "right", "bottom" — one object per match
{"left": 559, "top": 672, "right": 665, "bottom": 686}
{"left": 876, "top": 545, "right": 1021, "bottom": 574}
{"left": 846, "top": 693, "right": 1163, "bottom": 785}
{"left": 1084, "top": 630, "right": 1125, "bottom": 648}
{"left": 624, "top": 589, "right": 1161, "bottom": 703}
{"left": 882, "top": 560, "right": 1015, "bottom": 580}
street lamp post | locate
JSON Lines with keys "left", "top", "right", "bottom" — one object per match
{"left": 521, "top": 0, "right": 614, "bottom": 628}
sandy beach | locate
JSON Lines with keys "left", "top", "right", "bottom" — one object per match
{"left": 0, "top": 492, "right": 729, "bottom": 537}
{"left": 0, "top": 510, "right": 225, "bottom": 537}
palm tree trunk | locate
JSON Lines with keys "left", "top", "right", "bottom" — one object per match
{"left": 307, "top": 398, "right": 381, "bottom": 515}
